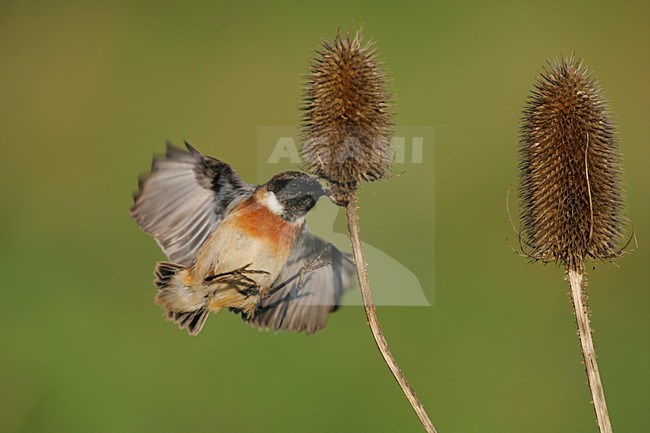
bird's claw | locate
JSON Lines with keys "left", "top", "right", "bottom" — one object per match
{"left": 205, "top": 263, "right": 269, "bottom": 283}
{"left": 205, "top": 264, "right": 270, "bottom": 297}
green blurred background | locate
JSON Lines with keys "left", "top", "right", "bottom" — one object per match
{"left": 1, "top": 1, "right": 648, "bottom": 432}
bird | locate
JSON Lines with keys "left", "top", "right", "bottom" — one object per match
{"left": 130, "top": 142, "right": 355, "bottom": 335}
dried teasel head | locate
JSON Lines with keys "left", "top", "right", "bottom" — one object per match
{"left": 300, "top": 29, "right": 393, "bottom": 200}
{"left": 519, "top": 55, "right": 625, "bottom": 271}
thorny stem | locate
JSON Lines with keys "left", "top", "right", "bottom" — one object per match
{"left": 345, "top": 194, "right": 438, "bottom": 433}
{"left": 567, "top": 268, "right": 613, "bottom": 433}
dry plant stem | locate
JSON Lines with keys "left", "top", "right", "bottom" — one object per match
{"left": 567, "top": 268, "right": 613, "bottom": 433}
{"left": 345, "top": 194, "right": 437, "bottom": 433}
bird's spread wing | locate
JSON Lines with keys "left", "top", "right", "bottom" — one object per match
{"left": 131, "top": 142, "right": 255, "bottom": 266}
{"left": 245, "top": 226, "right": 356, "bottom": 334}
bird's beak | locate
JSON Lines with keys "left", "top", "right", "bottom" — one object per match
{"left": 311, "top": 184, "right": 326, "bottom": 201}
{"left": 304, "top": 177, "right": 325, "bottom": 201}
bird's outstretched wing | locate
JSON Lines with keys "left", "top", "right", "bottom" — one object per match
{"left": 245, "top": 226, "right": 356, "bottom": 334}
{"left": 131, "top": 142, "right": 255, "bottom": 266}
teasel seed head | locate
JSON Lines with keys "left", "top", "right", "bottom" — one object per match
{"left": 300, "top": 29, "right": 393, "bottom": 201}
{"left": 519, "top": 55, "right": 625, "bottom": 271}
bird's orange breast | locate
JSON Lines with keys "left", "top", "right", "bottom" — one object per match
{"left": 229, "top": 196, "right": 301, "bottom": 256}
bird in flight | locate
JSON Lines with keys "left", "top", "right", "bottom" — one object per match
{"left": 131, "top": 142, "right": 355, "bottom": 335}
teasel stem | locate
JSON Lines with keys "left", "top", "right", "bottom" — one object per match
{"left": 345, "top": 194, "right": 437, "bottom": 433}
{"left": 566, "top": 132, "right": 612, "bottom": 432}
{"left": 567, "top": 268, "right": 612, "bottom": 433}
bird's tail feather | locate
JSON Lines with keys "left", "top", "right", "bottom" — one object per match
{"left": 165, "top": 308, "right": 209, "bottom": 335}
{"left": 153, "top": 261, "right": 209, "bottom": 335}
{"left": 154, "top": 261, "right": 183, "bottom": 288}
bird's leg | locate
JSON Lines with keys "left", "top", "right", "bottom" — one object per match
{"left": 264, "top": 244, "right": 333, "bottom": 298}
{"left": 204, "top": 263, "right": 269, "bottom": 284}
{"left": 205, "top": 263, "right": 270, "bottom": 297}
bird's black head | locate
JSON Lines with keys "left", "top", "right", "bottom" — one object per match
{"left": 263, "top": 171, "right": 325, "bottom": 222}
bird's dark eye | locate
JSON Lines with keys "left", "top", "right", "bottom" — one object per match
{"left": 303, "top": 196, "right": 316, "bottom": 208}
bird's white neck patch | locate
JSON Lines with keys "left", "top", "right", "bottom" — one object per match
{"left": 262, "top": 191, "right": 284, "bottom": 216}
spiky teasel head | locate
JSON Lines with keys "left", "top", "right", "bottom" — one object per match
{"left": 300, "top": 29, "right": 393, "bottom": 201}
{"left": 519, "top": 55, "right": 625, "bottom": 271}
